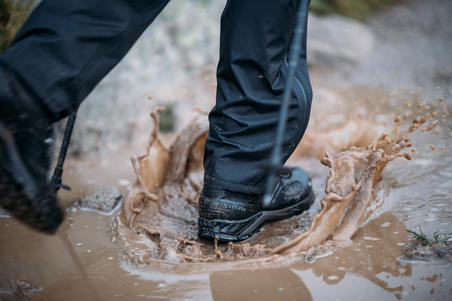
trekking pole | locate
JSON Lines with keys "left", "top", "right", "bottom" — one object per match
{"left": 262, "top": 4, "right": 307, "bottom": 208}
{"left": 52, "top": 109, "right": 78, "bottom": 192}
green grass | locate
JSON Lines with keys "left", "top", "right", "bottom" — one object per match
{"left": 0, "top": 0, "right": 37, "bottom": 52}
{"left": 406, "top": 227, "right": 452, "bottom": 246}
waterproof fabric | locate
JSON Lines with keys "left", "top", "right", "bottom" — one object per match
{"left": 0, "top": 0, "right": 312, "bottom": 196}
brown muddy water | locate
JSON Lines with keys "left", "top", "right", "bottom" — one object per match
{"left": 1, "top": 85, "right": 451, "bottom": 300}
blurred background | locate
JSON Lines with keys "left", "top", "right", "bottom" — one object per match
{"left": 4, "top": 0, "right": 450, "bottom": 159}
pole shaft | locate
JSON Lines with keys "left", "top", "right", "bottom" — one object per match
{"left": 263, "top": 6, "right": 307, "bottom": 207}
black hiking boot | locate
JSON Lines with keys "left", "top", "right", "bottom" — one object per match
{"left": 0, "top": 66, "right": 63, "bottom": 233}
{"left": 198, "top": 166, "right": 314, "bottom": 242}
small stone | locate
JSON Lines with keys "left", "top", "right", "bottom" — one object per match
{"left": 69, "top": 186, "right": 122, "bottom": 214}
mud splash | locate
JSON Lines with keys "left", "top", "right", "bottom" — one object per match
{"left": 293, "top": 88, "right": 390, "bottom": 158}
{"left": 114, "top": 109, "right": 272, "bottom": 267}
{"left": 113, "top": 98, "right": 446, "bottom": 270}
{"left": 272, "top": 125, "right": 412, "bottom": 254}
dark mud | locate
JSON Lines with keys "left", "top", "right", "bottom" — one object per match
{"left": 402, "top": 243, "right": 452, "bottom": 264}
{"left": 0, "top": 280, "right": 43, "bottom": 300}
{"left": 69, "top": 186, "right": 122, "bottom": 215}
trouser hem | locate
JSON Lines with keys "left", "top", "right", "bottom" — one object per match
{"left": 0, "top": 60, "right": 56, "bottom": 121}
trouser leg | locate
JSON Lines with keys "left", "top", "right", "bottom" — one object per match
{"left": 0, "top": 0, "right": 170, "bottom": 121}
{"left": 203, "top": 0, "right": 312, "bottom": 195}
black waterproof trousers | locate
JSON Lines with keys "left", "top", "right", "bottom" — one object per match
{"left": 0, "top": 0, "right": 312, "bottom": 196}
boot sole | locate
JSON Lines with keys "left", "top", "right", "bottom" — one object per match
{"left": 0, "top": 121, "right": 63, "bottom": 233}
{"left": 198, "top": 187, "right": 315, "bottom": 242}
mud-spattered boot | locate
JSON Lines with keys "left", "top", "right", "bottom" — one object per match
{"left": 0, "top": 66, "right": 63, "bottom": 233}
{"left": 198, "top": 166, "right": 314, "bottom": 242}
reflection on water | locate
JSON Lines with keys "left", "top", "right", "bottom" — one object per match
{"left": 210, "top": 269, "right": 312, "bottom": 301}
{"left": 294, "top": 213, "right": 412, "bottom": 293}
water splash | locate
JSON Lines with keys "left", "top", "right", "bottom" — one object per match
{"left": 112, "top": 97, "right": 447, "bottom": 269}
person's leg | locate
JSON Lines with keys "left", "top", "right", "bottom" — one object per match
{"left": 203, "top": 0, "right": 312, "bottom": 195}
{"left": 0, "top": 0, "right": 170, "bottom": 233}
{"left": 199, "top": 0, "right": 314, "bottom": 241}
{"left": 0, "top": 0, "right": 170, "bottom": 121}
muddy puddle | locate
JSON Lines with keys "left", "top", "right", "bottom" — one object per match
{"left": 1, "top": 84, "right": 451, "bottom": 300}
